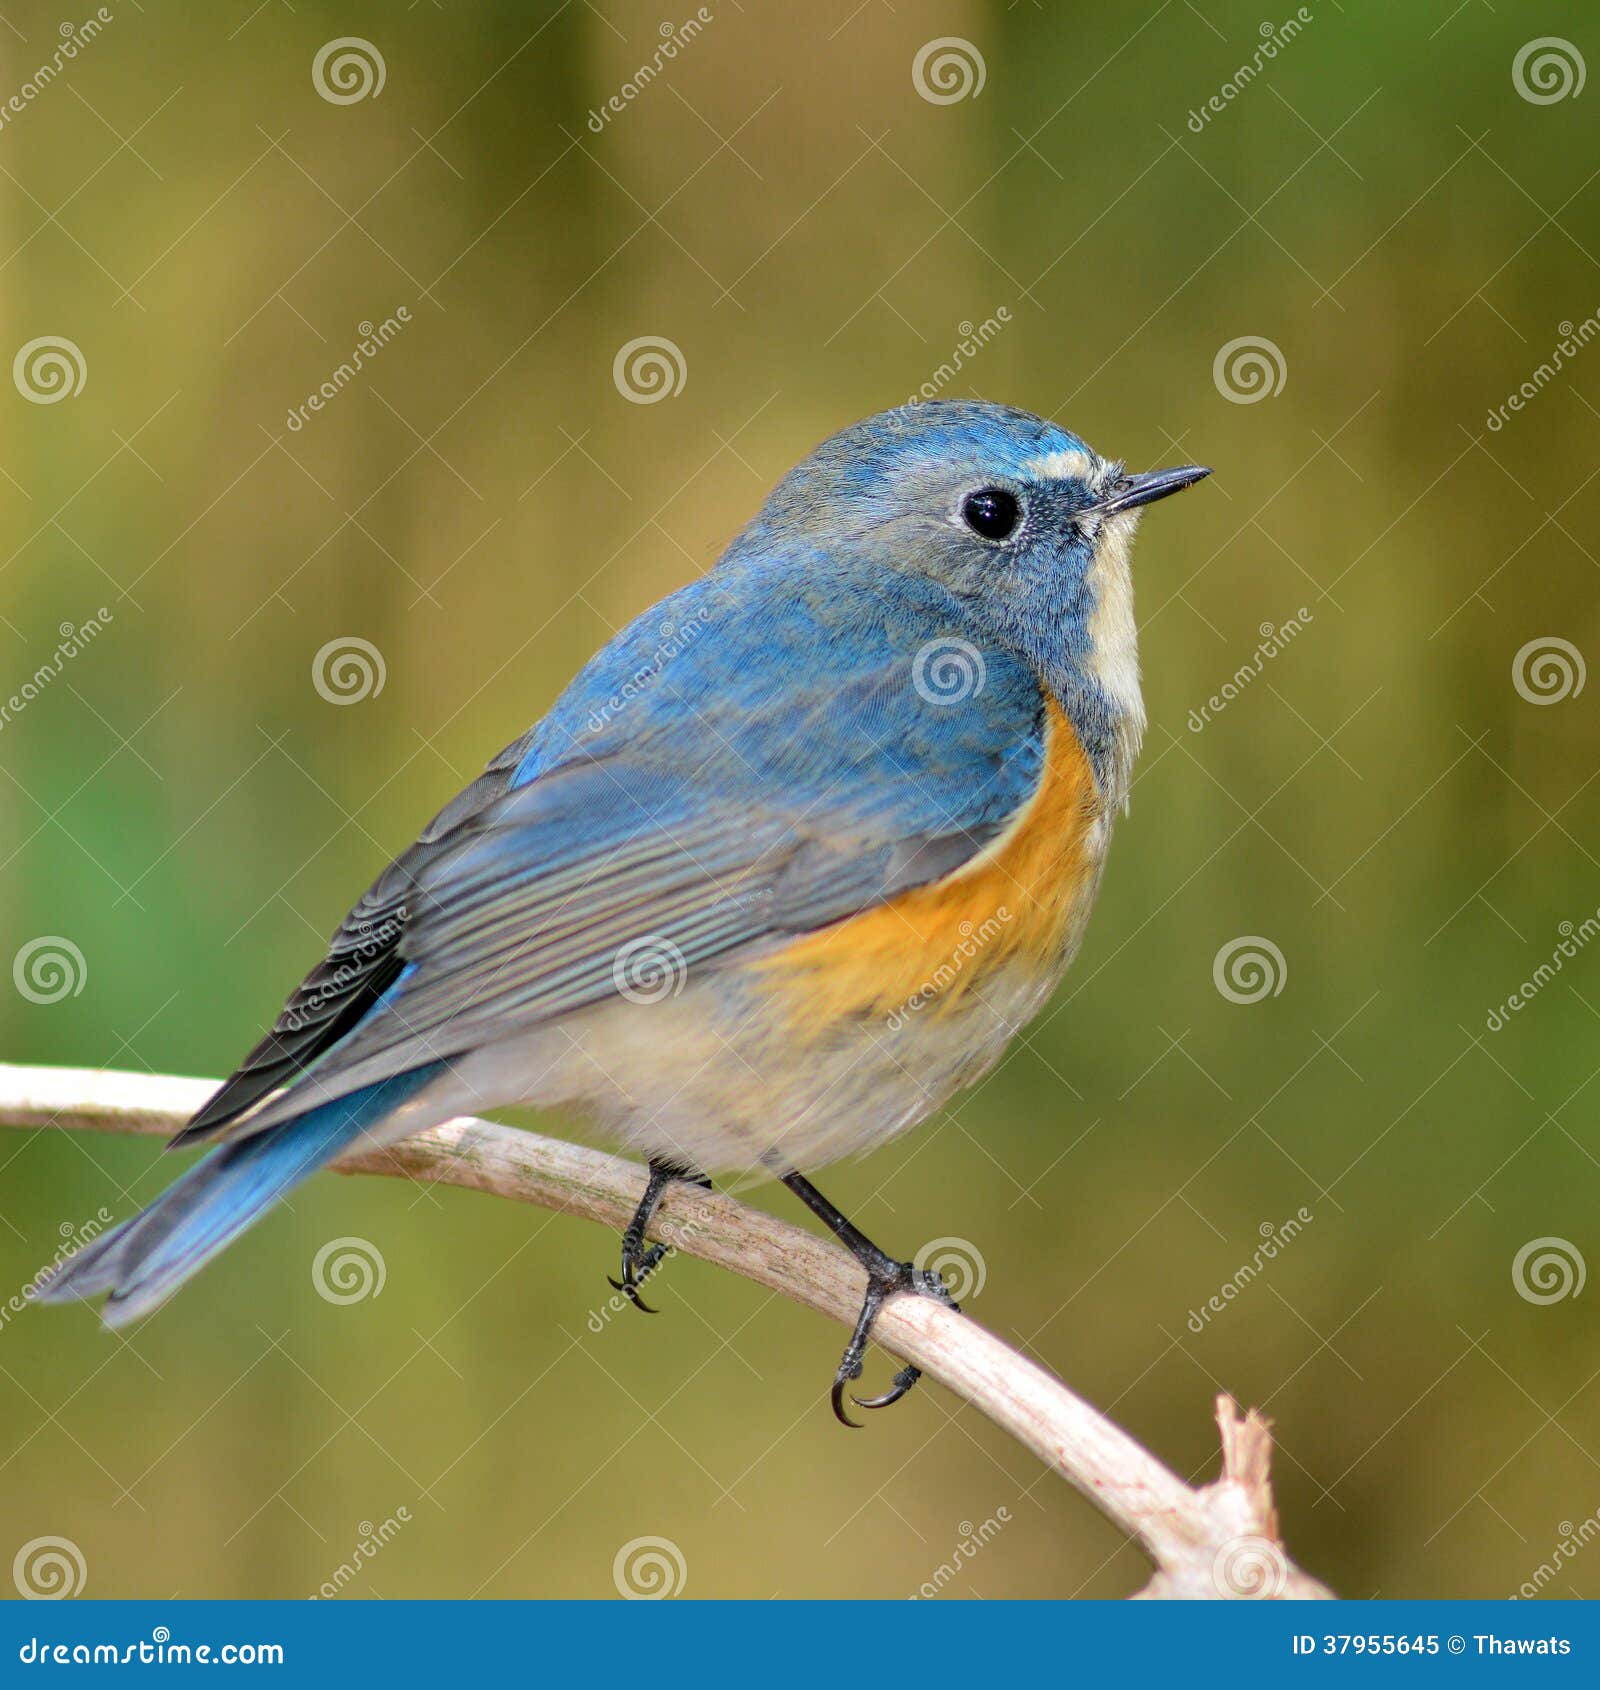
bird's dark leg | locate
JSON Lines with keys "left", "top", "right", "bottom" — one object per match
{"left": 779, "top": 1170, "right": 959, "bottom": 1428}
{"left": 608, "top": 1158, "right": 711, "bottom": 1314}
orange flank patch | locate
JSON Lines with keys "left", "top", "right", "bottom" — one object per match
{"left": 756, "top": 697, "right": 1103, "bottom": 1031}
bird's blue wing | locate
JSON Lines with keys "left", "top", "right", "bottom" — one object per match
{"left": 175, "top": 730, "right": 544, "bottom": 1140}
{"left": 191, "top": 563, "right": 1050, "bottom": 1140}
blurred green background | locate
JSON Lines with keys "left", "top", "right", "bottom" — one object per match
{"left": 2, "top": 0, "right": 1599, "bottom": 1601}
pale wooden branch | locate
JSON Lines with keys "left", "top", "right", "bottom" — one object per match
{"left": 0, "top": 1062, "right": 1332, "bottom": 1600}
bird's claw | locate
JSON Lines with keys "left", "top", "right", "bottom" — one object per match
{"left": 851, "top": 1365, "right": 923, "bottom": 1413}
{"left": 828, "top": 1262, "right": 959, "bottom": 1428}
{"left": 610, "top": 1238, "right": 671, "bottom": 1314}
{"left": 830, "top": 1362, "right": 866, "bottom": 1429}
{"left": 608, "top": 1163, "right": 712, "bottom": 1316}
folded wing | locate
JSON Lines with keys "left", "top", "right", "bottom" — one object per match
{"left": 184, "top": 572, "right": 1050, "bottom": 1145}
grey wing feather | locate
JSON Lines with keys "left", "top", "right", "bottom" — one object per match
{"left": 175, "top": 727, "right": 542, "bottom": 1144}
{"left": 219, "top": 757, "right": 1003, "bottom": 1138}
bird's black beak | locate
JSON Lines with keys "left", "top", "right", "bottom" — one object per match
{"left": 1094, "top": 464, "right": 1211, "bottom": 516}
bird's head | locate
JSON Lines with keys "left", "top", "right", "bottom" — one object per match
{"left": 744, "top": 400, "right": 1210, "bottom": 802}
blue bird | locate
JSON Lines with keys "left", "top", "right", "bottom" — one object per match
{"left": 40, "top": 401, "right": 1207, "bottom": 1424}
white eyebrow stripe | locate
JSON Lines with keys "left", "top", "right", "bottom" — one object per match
{"left": 1026, "top": 448, "right": 1097, "bottom": 481}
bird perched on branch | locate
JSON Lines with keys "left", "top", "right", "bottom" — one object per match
{"left": 40, "top": 401, "right": 1207, "bottom": 1425}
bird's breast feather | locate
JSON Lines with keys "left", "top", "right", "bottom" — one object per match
{"left": 750, "top": 696, "right": 1107, "bottom": 1032}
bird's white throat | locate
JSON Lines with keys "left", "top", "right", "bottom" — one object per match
{"left": 1085, "top": 509, "right": 1147, "bottom": 809}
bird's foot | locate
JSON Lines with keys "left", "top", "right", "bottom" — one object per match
{"left": 830, "top": 1259, "right": 959, "bottom": 1428}
{"left": 607, "top": 1160, "right": 711, "bottom": 1315}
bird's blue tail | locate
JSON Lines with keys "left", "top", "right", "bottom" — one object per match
{"left": 37, "top": 1066, "right": 441, "bottom": 1328}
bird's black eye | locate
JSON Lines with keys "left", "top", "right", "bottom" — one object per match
{"left": 961, "top": 487, "right": 1020, "bottom": 541}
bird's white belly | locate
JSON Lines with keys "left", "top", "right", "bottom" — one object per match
{"left": 446, "top": 956, "right": 1060, "bottom": 1177}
